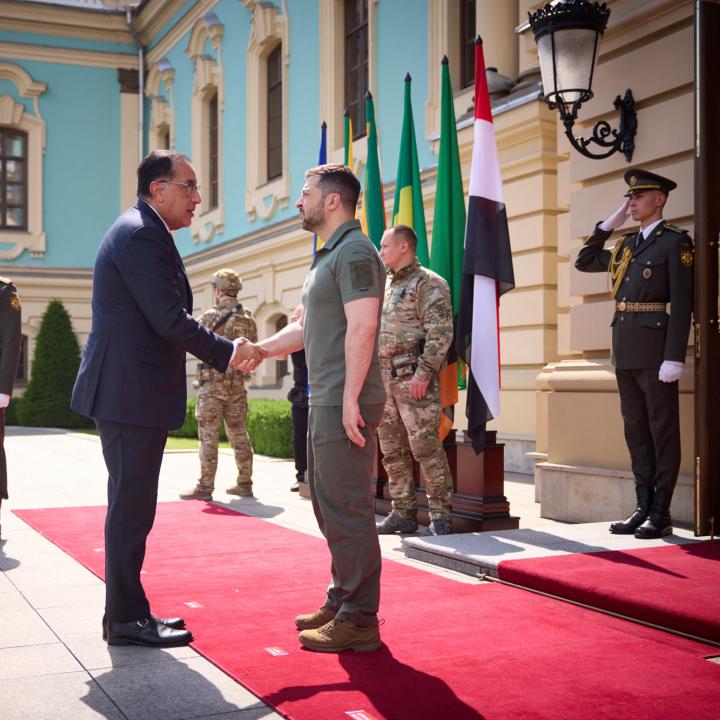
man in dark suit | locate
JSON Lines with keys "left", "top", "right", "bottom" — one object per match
{"left": 0, "top": 277, "right": 22, "bottom": 539}
{"left": 71, "top": 151, "right": 265, "bottom": 648}
{"left": 575, "top": 168, "right": 694, "bottom": 539}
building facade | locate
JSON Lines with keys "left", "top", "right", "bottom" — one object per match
{"left": 0, "top": 0, "right": 706, "bottom": 526}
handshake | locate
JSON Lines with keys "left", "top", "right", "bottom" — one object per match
{"left": 229, "top": 337, "right": 268, "bottom": 372}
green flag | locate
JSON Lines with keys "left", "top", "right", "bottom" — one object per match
{"left": 430, "top": 55, "right": 467, "bottom": 400}
{"left": 392, "top": 73, "right": 429, "bottom": 265}
{"left": 343, "top": 108, "right": 354, "bottom": 169}
{"left": 360, "top": 91, "right": 386, "bottom": 248}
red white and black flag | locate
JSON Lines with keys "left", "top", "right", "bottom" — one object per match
{"left": 456, "top": 36, "right": 515, "bottom": 454}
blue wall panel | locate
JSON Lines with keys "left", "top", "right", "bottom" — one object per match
{"left": 1, "top": 60, "right": 121, "bottom": 268}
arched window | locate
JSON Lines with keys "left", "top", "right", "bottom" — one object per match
{"left": 266, "top": 44, "right": 283, "bottom": 182}
{"left": 460, "top": 0, "right": 476, "bottom": 89}
{"left": 0, "top": 128, "right": 27, "bottom": 231}
{"left": 344, "top": 0, "right": 368, "bottom": 140}
{"left": 208, "top": 91, "right": 219, "bottom": 209}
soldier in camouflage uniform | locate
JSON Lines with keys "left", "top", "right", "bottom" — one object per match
{"left": 180, "top": 269, "right": 258, "bottom": 501}
{"left": 376, "top": 225, "right": 455, "bottom": 536}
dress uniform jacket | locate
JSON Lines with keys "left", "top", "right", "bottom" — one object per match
{"left": 0, "top": 279, "right": 22, "bottom": 396}
{"left": 0, "top": 278, "right": 22, "bottom": 501}
{"left": 575, "top": 221, "right": 694, "bottom": 369}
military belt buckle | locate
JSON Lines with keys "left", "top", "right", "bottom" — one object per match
{"left": 617, "top": 301, "right": 627, "bottom": 312}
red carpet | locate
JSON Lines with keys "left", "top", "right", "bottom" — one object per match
{"left": 498, "top": 542, "right": 720, "bottom": 643}
{"left": 15, "top": 502, "right": 720, "bottom": 720}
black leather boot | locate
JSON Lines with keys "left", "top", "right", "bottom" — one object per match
{"left": 635, "top": 488, "right": 673, "bottom": 539}
{"left": 609, "top": 485, "right": 654, "bottom": 534}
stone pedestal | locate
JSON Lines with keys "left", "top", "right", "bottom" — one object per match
{"left": 374, "top": 430, "right": 519, "bottom": 533}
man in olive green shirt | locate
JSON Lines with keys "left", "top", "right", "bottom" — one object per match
{"left": 251, "top": 164, "right": 386, "bottom": 653}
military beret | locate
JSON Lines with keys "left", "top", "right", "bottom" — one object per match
{"left": 624, "top": 168, "right": 677, "bottom": 197}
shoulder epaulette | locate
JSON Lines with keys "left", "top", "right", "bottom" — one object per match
{"left": 664, "top": 223, "right": 687, "bottom": 234}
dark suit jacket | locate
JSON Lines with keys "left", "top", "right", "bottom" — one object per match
{"left": 575, "top": 220, "right": 694, "bottom": 369}
{"left": 71, "top": 200, "right": 233, "bottom": 430}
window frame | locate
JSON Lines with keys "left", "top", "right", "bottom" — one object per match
{"left": 266, "top": 43, "right": 283, "bottom": 182}
{"left": 344, "top": 0, "right": 369, "bottom": 141}
{"left": 0, "top": 128, "right": 28, "bottom": 232}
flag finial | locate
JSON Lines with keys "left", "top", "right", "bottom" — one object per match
{"left": 475, "top": 35, "right": 483, "bottom": 45}
{"left": 321, "top": 120, "right": 327, "bottom": 129}
{"left": 441, "top": 54, "right": 448, "bottom": 65}
{"left": 343, "top": 107, "right": 349, "bottom": 117}
{"left": 365, "top": 90, "right": 373, "bottom": 100}
{"left": 405, "top": 72, "right": 412, "bottom": 82}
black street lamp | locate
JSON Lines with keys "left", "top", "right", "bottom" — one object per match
{"left": 528, "top": 0, "right": 637, "bottom": 162}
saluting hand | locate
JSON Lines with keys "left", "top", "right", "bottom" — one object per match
{"left": 600, "top": 199, "right": 631, "bottom": 231}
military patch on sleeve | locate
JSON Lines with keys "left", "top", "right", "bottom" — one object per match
{"left": 10, "top": 295, "right": 21, "bottom": 311}
{"left": 680, "top": 250, "right": 694, "bottom": 267}
{"left": 350, "top": 260, "right": 375, "bottom": 290}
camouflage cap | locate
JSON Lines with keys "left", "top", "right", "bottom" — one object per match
{"left": 211, "top": 268, "right": 241, "bottom": 295}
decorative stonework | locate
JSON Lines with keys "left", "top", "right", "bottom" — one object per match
{"left": 146, "top": 58, "right": 175, "bottom": 150}
{"left": 117, "top": 67, "right": 140, "bottom": 94}
{"left": 0, "top": 61, "right": 47, "bottom": 260}
{"left": 187, "top": 13, "right": 224, "bottom": 243}
{"left": 245, "top": 0, "right": 290, "bottom": 222}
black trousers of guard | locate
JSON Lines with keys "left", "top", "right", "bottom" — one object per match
{"left": 0, "top": 408, "right": 7, "bottom": 500}
{"left": 615, "top": 368, "right": 681, "bottom": 508}
{"left": 291, "top": 404, "right": 308, "bottom": 483}
{"left": 96, "top": 419, "right": 168, "bottom": 623}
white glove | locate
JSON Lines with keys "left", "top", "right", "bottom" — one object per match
{"left": 599, "top": 199, "right": 630, "bottom": 232}
{"left": 0, "top": 393, "right": 9, "bottom": 409}
{"left": 659, "top": 361, "right": 683, "bottom": 383}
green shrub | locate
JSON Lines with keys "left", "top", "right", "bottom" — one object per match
{"left": 169, "top": 396, "right": 198, "bottom": 438}
{"left": 4, "top": 395, "right": 21, "bottom": 426}
{"left": 247, "top": 398, "right": 292, "bottom": 458}
{"left": 171, "top": 396, "right": 292, "bottom": 458}
{"left": 16, "top": 300, "right": 91, "bottom": 428}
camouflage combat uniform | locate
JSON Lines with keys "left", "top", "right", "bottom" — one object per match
{"left": 195, "top": 295, "right": 257, "bottom": 495}
{"left": 377, "top": 258, "right": 454, "bottom": 520}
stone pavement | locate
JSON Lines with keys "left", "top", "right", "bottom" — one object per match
{"left": 0, "top": 427, "right": 705, "bottom": 719}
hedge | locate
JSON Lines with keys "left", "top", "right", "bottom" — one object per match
{"left": 15, "top": 299, "right": 91, "bottom": 429}
{"left": 170, "top": 397, "right": 293, "bottom": 459}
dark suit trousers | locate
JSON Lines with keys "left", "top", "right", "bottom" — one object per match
{"left": 615, "top": 369, "right": 680, "bottom": 498}
{"left": 0, "top": 408, "right": 7, "bottom": 500}
{"left": 96, "top": 419, "right": 168, "bottom": 622}
{"left": 291, "top": 404, "right": 308, "bottom": 482}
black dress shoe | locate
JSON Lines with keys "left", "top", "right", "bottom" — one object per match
{"left": 609, "top": 508, "right": 649, "bottom": 534}
{"left": 106, "top": 618, "right": 193, "bottom": 647}
{"left": 634, "top": 516, "right": 673, "bottom": 539}
{"left": 102, "top": 614, "right": 185, "bottom": 640}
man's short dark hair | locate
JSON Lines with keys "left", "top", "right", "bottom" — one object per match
{"left": 391, "top": 224, "right": 418, "bottom": 252}
{"left": 305, "top": 164, "right": 360, "bottom": 211}
{"left": 137, "top": 150, "right": 191, "bottom": 198}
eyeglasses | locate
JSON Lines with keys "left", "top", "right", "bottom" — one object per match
{"left": 158, "top": 180, "right": 201, "bottom": 196}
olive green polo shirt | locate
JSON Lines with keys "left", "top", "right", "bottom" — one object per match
{"left": 301, "top": 219, "right": 386, "bottom": 406}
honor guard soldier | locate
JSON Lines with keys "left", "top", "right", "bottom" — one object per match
{"left": 0, "top": 277, "right": 22, "bottom": 538}
{"left": 180, "top": 269, "right": 258, "bottom": 500}
{"left": 376, "top": 225, "right": 455, "bottom": 536}
{"left": 575, "top": 169, "right": 694, "bottom": 539}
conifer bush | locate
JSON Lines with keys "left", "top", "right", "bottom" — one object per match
{"left": 16, "top": 299, "right": 90, "bottom": 428}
